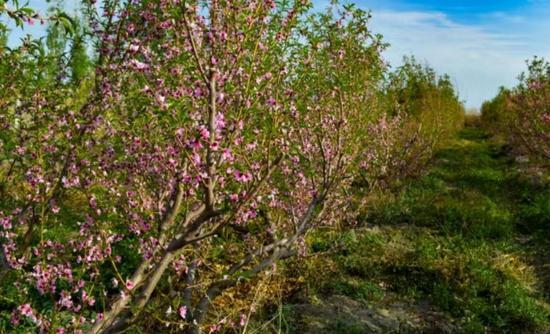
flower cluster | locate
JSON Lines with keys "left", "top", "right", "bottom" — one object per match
{"left": 0, "top": 1, "right": 464, "bottom": 333}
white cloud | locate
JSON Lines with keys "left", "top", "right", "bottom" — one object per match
{"left": 368, "top": 7, "right": 550, "bottom": 108}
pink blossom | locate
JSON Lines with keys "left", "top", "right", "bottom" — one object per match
{"left": 245, "top": 142, "right": 257, "bottom": 151}
{"left": 178, "top": 305, "right": 187, "bottom": 319}
{"left": 142, "top": 85, "right": 152, "bottom": 94}
{"left": 129, "top": 59, "right": 149, "bottom": 71}
{"left": 0, "top": 214, "right": 12, "bottom": 229}
{"left": 125, "top": 279, "right": 135, "bottom": 290}
{"left": 18, "top": 304, "right": 34, "bottom": 317}
{"left": 175, "top": 128, "right": 185, "bottom": 137}
{"left": 240, "top": 313, "right": 247, "bottom": 326}
{"left": 267, "top": 96, "right": 276, "bottom": 106}
{"left": 191, "top": 153, "right": 201, "bottom": 165}
{"left": 221, "top": 148, "right": 233, "bottom": 162}
{"left": 51, "top": 203, "right": 60, "bottom": 214}
{"left": 234, "top": 170, "right": 253, "bottom": 183}
{"left": 209, "top": 324, "right": 221, "bottom": 333}
{"left": 17, "top": 303, "right": 38, "bottom": 323}
{"left": 156, "top": 94, "right": 167, "bottom": 108}
{"left": 59, "top": 290, "right": 73, "bottom": 309}
{"left": 128, "top": 43, "right": 140, "bottom": 53}
{"left": 215, "top": 113, "right": 226, "bottom": 131}
{"left": 10, "top": 312, "right": 20, "bottom": 326}
{"left": 198, "top": 125, "right": 210, "bottom": 140}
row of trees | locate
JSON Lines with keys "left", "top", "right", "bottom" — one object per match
{"left": 0, "top": 1, "right": 464, "bottom": 333}
{"left": 360, "top": 57, "right": 463, "bottom": 190}
{"left": 481, "top": 57, "right": 550, "bottom": 160}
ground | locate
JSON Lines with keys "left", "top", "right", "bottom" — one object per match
{"left": 254, "top": 127, "right": 550, "bottom": 334}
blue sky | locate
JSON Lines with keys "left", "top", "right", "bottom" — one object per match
{"left": 4, "top": 0, "right": 550, "bottom": 109}
{"left": 338, "top": 0, "right": 550, "bottom": 109}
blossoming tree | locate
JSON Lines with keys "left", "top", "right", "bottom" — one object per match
{"left": 0, "top": 1, "right": 465, "bottom": 333}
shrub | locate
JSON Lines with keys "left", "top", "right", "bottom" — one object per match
{"left": 481, "top": 57, "right": 550, "bottom": 160}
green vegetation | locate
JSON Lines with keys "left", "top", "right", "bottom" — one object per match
{"left": 276, "top": 127, "right": 549, "bottom": 333}
{"left": 0, "top": 2, "right": 467, "bottom": 332}
{"left": 481, "top": 57, "right": 549, "bottom": 161}
{"left": 1, "top": 1, "right": 547, "bottom": 333}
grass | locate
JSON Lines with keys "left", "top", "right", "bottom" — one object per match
{"left": 285, "top": 127, "right": 550, "bottom": 333}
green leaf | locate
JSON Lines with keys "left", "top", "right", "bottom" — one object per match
{"left": 19, "top": 6, "right": 34, "bottom": 15}
{"left": 53, "top": 11, "right": 76, "bottom": 35}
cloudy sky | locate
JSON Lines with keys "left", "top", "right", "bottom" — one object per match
{"left": 321, "top": 0, "right": 550, "bottom": 109}
{"left": 5, "top": 0, "right": 550, "bottom": 109}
